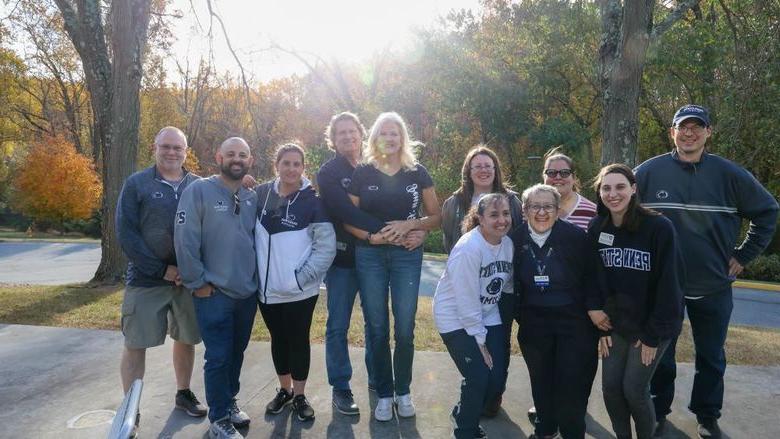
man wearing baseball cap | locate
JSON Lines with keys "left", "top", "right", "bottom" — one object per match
{"left": 634, "top": 105, "right": 778, "bottom": 438}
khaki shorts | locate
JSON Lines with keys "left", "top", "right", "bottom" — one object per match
{"left": 121, "top": 284, "right": 201, "bottom": 349}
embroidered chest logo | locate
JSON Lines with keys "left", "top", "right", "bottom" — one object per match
{"left": 281, "top": 214, "right": 298, "bottom": 228}
{"left": 214, "top": 200, "right": 228, "bottom": 212}
{"left": 656, "top": 190, "right": 669, "bottom": 199}
{"left": 341, "top": 177, "right": 351, "bottom": 189}
{"left": 152, "top": 191, "right": 164, "bottom": 199}
{"left": 368, "top": 185, "right": 379, "bottom": 191}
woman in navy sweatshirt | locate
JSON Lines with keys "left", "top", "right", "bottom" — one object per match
{"left": 511, "top": 184, "right": 602, "bottom": 439}
{"left": 588, "top": 164, "right": 684, "bottom": 439}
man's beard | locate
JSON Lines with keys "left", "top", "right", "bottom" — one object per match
{"left": 221, "top": 161, "right": 248, "bottom": 181}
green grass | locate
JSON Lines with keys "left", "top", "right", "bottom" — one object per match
{"left": 1, "top": 283, "right": 779, "bottom": 366}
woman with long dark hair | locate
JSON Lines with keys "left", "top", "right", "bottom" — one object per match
{"left": 589, "top": 164, "right": 684, "bottom": 439}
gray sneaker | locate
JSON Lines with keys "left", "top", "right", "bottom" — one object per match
{"left": 209, "top": 417, "right": 243, "bottom": 439}
{"left": 228, "top": 399, "right": 250, "bottom": 427}
{"left": 332, "top": 389, "right": 359, "bottom": 415}
{"left": 697, "top": 418, "right": 722, "bottom": 439}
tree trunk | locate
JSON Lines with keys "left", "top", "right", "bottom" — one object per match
{"left": 599, "top": 0, "right": 654, "bottom": 168}
{"left": 54, "top": 0, "right": 152, "bottom": 283}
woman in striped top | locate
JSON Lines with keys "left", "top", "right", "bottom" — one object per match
{"left": 542, "top": 148, "right": 597, "bottom": 231}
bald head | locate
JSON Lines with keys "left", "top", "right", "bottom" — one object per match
{"left": 219, "top": 137, "right": 250, "bottom": 153}
{"left": 216, "top": 136, "right": 253, "bottom": 182}
{"left": 153, "top": 126, "right": 188, "bottom": 175}
{"left": 154, "top": 126, "right": 187, "bottom": 147}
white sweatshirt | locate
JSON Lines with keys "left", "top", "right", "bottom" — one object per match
{"left": 433, "top": 226, "right": 513, "bottom": 345}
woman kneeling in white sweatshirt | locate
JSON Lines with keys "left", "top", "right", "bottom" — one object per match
{"left": 433, "top": 193, "right": 513, "bottom": 439}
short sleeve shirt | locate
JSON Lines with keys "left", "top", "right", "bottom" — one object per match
{"left": 348, "top": 163, "right": 434, "bottom": 222}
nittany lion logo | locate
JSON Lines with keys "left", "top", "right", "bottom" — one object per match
{"left": 486, "top": 278, "right": 503, "bottom": 295}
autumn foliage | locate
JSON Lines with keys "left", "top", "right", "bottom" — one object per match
{"left": 12, "top": 135, "right": 102, "bottom": 226}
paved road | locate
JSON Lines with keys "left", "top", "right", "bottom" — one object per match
{"left": 2, "top": 241, "right": 779, "bottom": 329}
{"left": 2, "top": 324, "right": 778, "bottom": 438}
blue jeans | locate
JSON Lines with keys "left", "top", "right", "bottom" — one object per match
{"left": 356, "top": 244, "right": 423, "bottom": 398}
{"left": 651, "top": 287, "right": 732, "bottom": 421}
{"left": 441, "top": 325, "right": 507, "bottom": 439}
{"left": 325, "top": 265, "right": 373, "bottom": 391}
{"left": 193, "top": 290, "right": 257, "bottom": 422}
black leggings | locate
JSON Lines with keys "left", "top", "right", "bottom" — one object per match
{"left": 258, "top": 295, "right": 318, "bottom": 381}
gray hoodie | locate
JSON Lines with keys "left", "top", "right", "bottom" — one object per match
{"left": 174, "top": 175, "right": 258, "bottom": 299}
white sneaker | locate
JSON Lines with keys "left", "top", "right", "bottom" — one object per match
{"left": 375, "top": 397, "right": 394, "bottom": 421}
{"left": 395, "top": 393, "right": 416, "bottom": 418}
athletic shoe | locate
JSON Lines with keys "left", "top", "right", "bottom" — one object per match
{"left": 175, "top": 389, "right": 207, "bottom": 417}
{"left": 332, "top": 389, "right": 359, "bottom": 415}
{"left": 527, "top": 406, "right": 537, "bottom": 424}
{"left": 450, "top": 404, "right": 488, "bottom": 438}
{"left": 265, "top": 388, "right": 294, "bottom": 414}
{"left": 481, "top": 394, "right": 502, "bottom": 418}
{"left": 697, "top": 418, "right": 722, "bottom": 439}
{"left": 292, "top": 394, "right": 315, "bottom": 421}
{"left": 654, "top": 417, "right": 668, "bottom": 437}
{"left": 228, "top": 399, "right": 250, "bottom": 427}
{"left": 395, "top": 393, "right": 415, "bottom": 418}
{"left": 375, "top": 397, "right": 394, "bottom": 421}
{"left": 208, "top": 417, "right": 243, "bottom": 439}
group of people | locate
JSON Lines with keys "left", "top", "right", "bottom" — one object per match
{"left": 116, "top": 104, "right": 777, "bottom": 439}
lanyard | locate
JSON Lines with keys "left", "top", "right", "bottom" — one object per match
{"left": 527, "top": 245, "right": 553, "bottom": 276}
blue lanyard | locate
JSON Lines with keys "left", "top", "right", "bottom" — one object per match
{"left": 527, "top": 245, "right": 553, "bottom": 276}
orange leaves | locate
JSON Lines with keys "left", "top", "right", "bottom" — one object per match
{"left": 11, "top": 135, "right": 101, "bottom": 224}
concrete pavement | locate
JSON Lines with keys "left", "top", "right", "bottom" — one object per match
{"left": 1, "top": 324, "right": 778, "bottom": 438}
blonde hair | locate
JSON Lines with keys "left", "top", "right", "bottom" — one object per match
{"left": 364, "top": 112, "right": 420, "bottom": 171}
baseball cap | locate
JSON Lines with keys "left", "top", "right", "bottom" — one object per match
{"left": 672, "top": 105, "right": 710, "bottom": 127}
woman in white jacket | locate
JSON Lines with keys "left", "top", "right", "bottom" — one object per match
{"left": 433, "top": 193, "right": 513, "bottom": 439}
{"left": 255, "top": 143, "right": 336, "bottom": 422}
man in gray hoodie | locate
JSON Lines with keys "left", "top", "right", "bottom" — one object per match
{"left": 174, "top": 137, "right": 258, "bottom": 439}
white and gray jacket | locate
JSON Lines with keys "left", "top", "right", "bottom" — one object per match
{"left": 255, "top": 177, "right": 336, "bottom": 304}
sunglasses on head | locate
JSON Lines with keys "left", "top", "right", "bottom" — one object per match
{"left": 543, "top": 169, "right": 573, "bottom": 178}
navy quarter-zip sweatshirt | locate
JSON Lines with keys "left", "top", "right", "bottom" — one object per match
{"left": 635, "top": 150, "right": 778, "bottom": 296}
{"left": 116, "top": 165, "right": 199, "bottom": 287}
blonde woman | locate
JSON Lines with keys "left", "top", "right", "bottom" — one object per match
{"left": 345, "top": 112, "right": 441, "bottom": 421}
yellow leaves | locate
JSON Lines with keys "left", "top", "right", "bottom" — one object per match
{"left": 11, "top": 135, "right": 101, "bottom": 223}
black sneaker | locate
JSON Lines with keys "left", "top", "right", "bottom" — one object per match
{"left": 697, "top": 418, "right": 722, "bottom": 439}
{"left": 481, "top": 394, "right": 502, "bottom": 418}
{"left": 175, "top": 388, "right": 208, "bottom": 417}
{"left": 450, "top": 405, "right": 487, "bottom": 438}
{"left": 265, "top": 388, "right": 293, "bottom": 414}
{"left": 654, "top": 416, "right": 668, "bottom": 437}
{"left": 292, "top": 394, "right": 315, "bottom": 421}
{"left": 332, "top": 389, "right": 359, "bottom": 415}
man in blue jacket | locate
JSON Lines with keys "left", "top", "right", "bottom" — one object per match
{"left": 635, "top": 105, "right": 778, "bottom": 439}
{"left": 116, "top": 126, "right": 206, "bottom": 434}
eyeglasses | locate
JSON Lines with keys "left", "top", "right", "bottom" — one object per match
{"left": 470, "top": 165, "right": 495, "bottom": 171}
{"left": 543, "top": 169, "right": 573, "bottom": 178}
{"left": 674, "top": 125, "right": 707, "bottom": 135}
{"left": 233, "top": 192, "right": 241, "bottom": 215}
{"left": 526, "top": 204, "right": 557, "bottom": 214}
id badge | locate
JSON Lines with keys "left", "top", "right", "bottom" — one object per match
{"left": 534, "top": 275, "right": 550, "bottom": 288}
{"left": 598, "top": 232, "right": 614, "bottom": 246}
